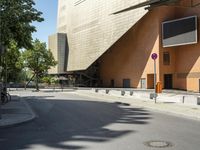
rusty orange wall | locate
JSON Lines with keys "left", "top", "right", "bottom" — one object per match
{"left": 99, "top": 9, "right": 161, "bottom": 88}
{"left": 158, "top": 0, "right": 200, "bottom": 92}
{"left": 158, "top": 7, "right": 176, "bottom": 89}
{"left": 173, "top": 5, "right": 200, "bottom": 92}
{"left": 99, "top": 1, "right": 200, "bottom": 92}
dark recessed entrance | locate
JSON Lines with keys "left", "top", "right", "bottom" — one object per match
{"left": 164, "top": 74, "right": 173, "bottom": 89}
{"left": 123, "top": 79, "right": 130, "bottom": 88}
{"left": 110, "top": 79, "right": 114, "bottom": 88}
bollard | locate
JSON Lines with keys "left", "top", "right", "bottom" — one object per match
{"left": 182, "top": 96, "right": 185, "bottom": 103}
{"left": 95, "top": 89, "right": 98, "bottom": 93}
{"left": 121, "top": 90, "right": 125, "bottom": 96}
{"left": 150, "top": 93, "right": 156, "bottom": 99}
{"left": 130, "top": 91, "right": 133, "bottom": 96}
{"left": 106, "top": 89, "right": 109, "bottom": 94}
{"left": 197, "top": 97, "right": 200, "bottom": 105}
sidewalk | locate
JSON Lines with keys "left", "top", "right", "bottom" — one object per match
{"left": 75, "top": 89, "right": 200, "bottom": 121}
{"left": 0, "top": 95, "right": 36, "bottom": 128}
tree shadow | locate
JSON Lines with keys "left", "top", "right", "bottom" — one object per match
{"left": 0, "top": 96, "right": 152, "bottom": 150}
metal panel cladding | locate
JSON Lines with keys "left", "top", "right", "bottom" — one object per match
{"left": 57, "top": 0, "right": 148, "bottom": 71}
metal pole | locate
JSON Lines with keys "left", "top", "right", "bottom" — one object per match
{"left": 61, "top": 81, "right": 63, "bottom": 92}
{"left": 154, "top": 59, "right": 157, "bottom": 103}
{"left": 24, "top": 68, "right": 27, "bottom": 90}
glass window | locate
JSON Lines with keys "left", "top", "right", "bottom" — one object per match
{"left": 163, "top": 52, "right": 170, "bottom": 65}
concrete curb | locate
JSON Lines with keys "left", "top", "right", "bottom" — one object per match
{"left": 0, "top": 96, "right": 36, "bottom": 128}
{"left": 75, "top": 91, "right": 200, "bottom": 121}
{"left": 89, "top": 88, "right": 200, "bottom": 105}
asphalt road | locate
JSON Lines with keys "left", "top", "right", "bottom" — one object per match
{"left": 0, "top": 90, "right": 200, "bottom": 150}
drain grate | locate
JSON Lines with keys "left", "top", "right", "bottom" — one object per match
{"left": 144, "top": 140, "right": 173, "bottom": 148}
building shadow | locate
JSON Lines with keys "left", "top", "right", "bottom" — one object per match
{"left": 0, "top": 95, "right": 151, "bottom": 150}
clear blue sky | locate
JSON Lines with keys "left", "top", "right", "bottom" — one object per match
{"left": 32, "top": 0, "right": 58, "bottom": 44}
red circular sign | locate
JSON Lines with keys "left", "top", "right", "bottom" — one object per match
{"left": 151, "top": 53, "right": 158, "bottom": 60}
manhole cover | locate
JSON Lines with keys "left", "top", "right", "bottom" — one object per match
{"left": 144, "top": 140, "right": 173, "bottom": 148}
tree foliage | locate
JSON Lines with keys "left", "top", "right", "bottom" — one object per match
{"left": 0, "top": 0, "right": 44, "bottom": 48}
{"left": 0, "top": 41, "right": 23, "bottom": 82}
{"left": 41, "top": 75, "right": 59, "bottom": 86}
{"left": 22, "top": 39, "right": 57, "bottom": 90}
{"left": 42, "top": 75, "right": 53, "bottom": 85}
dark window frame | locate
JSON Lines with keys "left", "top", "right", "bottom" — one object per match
{"left": 163, "top": 52, "right": 170, "bottom": 65}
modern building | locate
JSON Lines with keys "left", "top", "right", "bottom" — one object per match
{"left": 49, "top": 0, "right": 200, "bottom": 92}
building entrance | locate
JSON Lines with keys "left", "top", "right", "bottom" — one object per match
{"left": 164, "top": 74, "right": 173, "bottom": 89}
{"left": 141, "top": 78, "right": 146, "bottom": 89}
{"left": 110, "top": 79, "right": 115, "bottom": 88}
{"left": 123, "top": 79, "right": 130, "bottom": 88}
{"left": 147, "top": 74, "right": 154, "bottom": 89}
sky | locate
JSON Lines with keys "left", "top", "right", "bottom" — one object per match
{"left": 32, "top": 0, "right": 58, "bottom": 44}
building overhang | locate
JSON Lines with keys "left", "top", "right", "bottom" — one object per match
{"left": 112, "top": 0, "right": 179, "bottom": 14}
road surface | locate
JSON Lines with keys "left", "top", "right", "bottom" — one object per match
{"left": 0, "top": 90, "right": 200, "bottom": 150}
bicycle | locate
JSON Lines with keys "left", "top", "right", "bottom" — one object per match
{"left": 1, "top": 92, "right": 8, "bottom": 104}
{"left": 0, "top": 91, "right": 11, "bottom": 105}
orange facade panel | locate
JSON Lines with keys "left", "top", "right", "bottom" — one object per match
{"left": 99, "top": 4, "right": 200, "bottom": 92}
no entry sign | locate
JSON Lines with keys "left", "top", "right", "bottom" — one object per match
{"left": 151, "top": 53, "right": 158, "bottom": 60}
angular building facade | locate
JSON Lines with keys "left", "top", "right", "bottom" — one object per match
{"left": 48, "top": 33, "right": 68, "bottom": 74}
{"left": 49, "top": 0, "right": 200, "bottom": 92}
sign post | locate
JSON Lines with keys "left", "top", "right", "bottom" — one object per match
{"left": 151, "top": 53, "right": 158, "bottom": 103}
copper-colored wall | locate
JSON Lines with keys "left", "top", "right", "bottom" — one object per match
{"left": 158, "top": 7, "right": 176, "bottom": 89}
{"left": 99, "top": 9, "right": 161, "bottom": 88}
{"left": 99, "top": 1, "right": 200, "bottom": 92}
{"left": 158, "top": 0, "right": 200, "bottom": 92}
{"left": 174, "top": 5, "right": 200, "bottom": 92}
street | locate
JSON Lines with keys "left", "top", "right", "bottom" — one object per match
{"left": 0, "top": 90, "right": 200, "bottom": 150}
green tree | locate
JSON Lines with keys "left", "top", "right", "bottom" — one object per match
{"left": 0, "top": 41, "right": 23, "bottom": 82}
{"left": 0, "top": 0, "right": 44, "bottom": 48}
{"left": 42, "top": 75, "right": 53, "bottom": 86}
{"left": 22, "top": 39, "right": 57, "bottom": 91}
{"left": 51, "top": 77, "right": 59, "bottom": 85}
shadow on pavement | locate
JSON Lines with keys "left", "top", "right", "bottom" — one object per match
{"left": 0, "top": 95, "right": 152, "bottom": 150}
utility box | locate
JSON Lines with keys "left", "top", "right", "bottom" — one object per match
{"left": 156, "top": 82, "right": 162, "bottom": 93}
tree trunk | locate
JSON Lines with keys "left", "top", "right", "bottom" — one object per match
{"left": 26, "top": 74, "right": 35, "bottom": 87}
{"left": 35, "top": 74, "right": 39, "bottom": 91}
